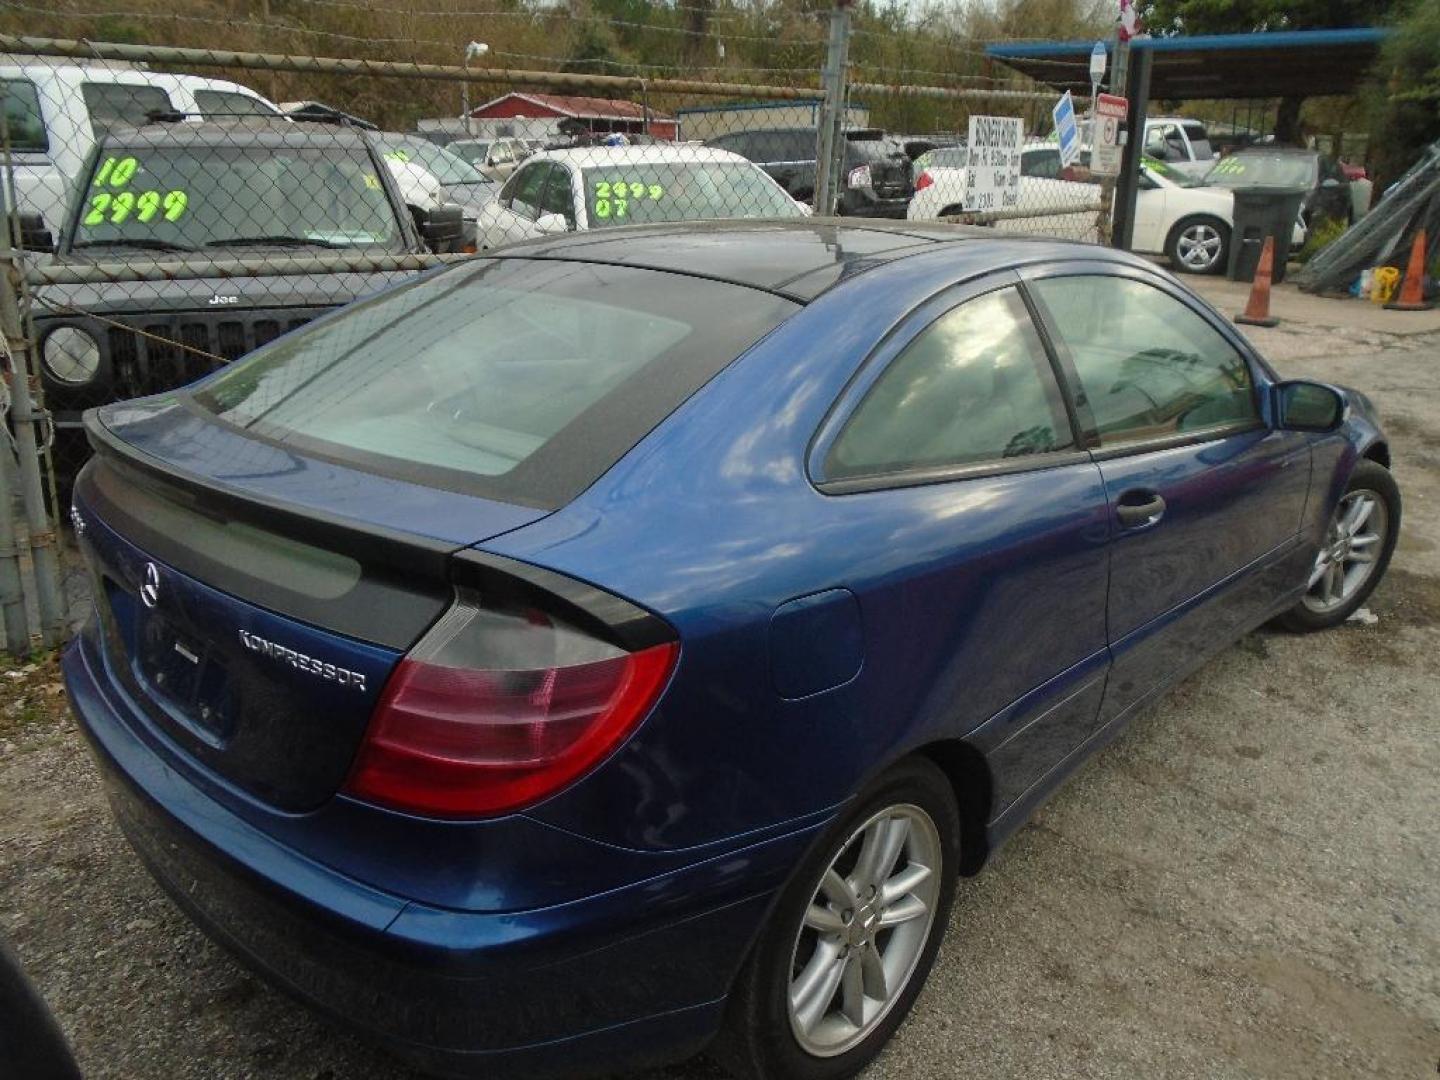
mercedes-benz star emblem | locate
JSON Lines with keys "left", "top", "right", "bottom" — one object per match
{"left": 139, "top": 562, "right": 161, "bottom": 609}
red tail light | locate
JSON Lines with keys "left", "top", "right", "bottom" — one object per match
{"left": 915, "top": 171, "right": 934, "bottom": 192}
{"left": 345, "top": 590, "right": 677, "bottom": 818}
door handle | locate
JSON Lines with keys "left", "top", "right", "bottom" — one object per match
{"left": 1116, "top": 490, "right": 1166, "bottom": 528}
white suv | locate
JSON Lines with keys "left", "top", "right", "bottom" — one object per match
{"left": 0, "top": 63, "right": 282, "bottom": 237}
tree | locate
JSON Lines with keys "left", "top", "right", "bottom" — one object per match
{"left": 1367, "top": 0, "right": 1440, "bottom": 187}
{"left": 1137, "top": 0, "right": 1403, "bottom": 143}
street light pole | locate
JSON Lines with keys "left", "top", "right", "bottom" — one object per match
{"left": 461, "top": 41, "right": 488, "bottom": 138}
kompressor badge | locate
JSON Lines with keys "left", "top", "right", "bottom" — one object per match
{"left": 237, "top": 629, "right": 368, "bottom": 691}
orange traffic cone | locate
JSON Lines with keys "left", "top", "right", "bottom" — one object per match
{"left": 1384, "top": 229, "right": 1434, "bottom": 311}
{"left": 1235, "top": 235, "right": 1279, "bottom": 327}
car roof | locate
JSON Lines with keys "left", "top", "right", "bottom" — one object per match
{"left": 1233, "top": 145, "right": 1316, "bottom": 156}
{"left": 534, "top": 145, "right": 751, "bottom": 166}
{"left": 100, "top": 119, "right": 373, "bottom": 149}
{"left": 493, "top": 218, "right": 1132, "bottom": 303}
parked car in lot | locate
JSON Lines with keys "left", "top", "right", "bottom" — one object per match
{"left": 375, "top": 133, "right": 498, "bottom": 214}
{"left": 910, "top": 149, "right": 1304, "bottom": 275}
{"left": 374, "top": 132, "right": 499, "bottom": 249}
{"left": 472, "top": 144, "right": 804, "bottom": 248}
{"left": 705, "top": 127, "right": 916, "bottom": 215}
{"left": 64, "top": 219, "right": 1399, "bottom": 1080}
{"left": 31, "top": 120, "right": 463, "bottom": 468}
{"left": 908, "top": 143, "right": 1100, "bottom": 239}
{"left": 1141, "top": 116, "right": 1219, "bottom": 180}
{"left": 0, "top": 64, "right": 281, "bottom": 236}
{"left": 1204, "top": 146, "right": 1354, "bottom": 227}
{"left": 446, "top": 135, "right": 531, "bottom": 181}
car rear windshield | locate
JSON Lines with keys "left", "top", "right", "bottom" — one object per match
{"left": 580, "top": 162, "right": 802, "bottom": 227}
{"left": 847, "top": 136, "right": 909, "bottom": 163}
{"left": 1206, "top": 151, "right": 1318, "bottom": 189}
{"left": 376, "top": 136, "right": 483, "bottom": 186}
{"left": 1143, "top": 156, "right": 1202, "bottom": 187}
{"left": 1182, "top": 123, "right": 1213, "bottom": 160}
{"left": 191, "top": 259, "right": 798, "bottom": 508}
{"left": 449, "top": 140, "right": 489, "bottom": 164}
{"left": 70, "top": 144, "right": 405, "bottom": 252}
{"left": 916, "top": 147, "right": 968, "bottom": 172}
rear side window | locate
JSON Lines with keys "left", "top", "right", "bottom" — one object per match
{"left": 0, "top": 79, "right": 46, "bottom": 152}
{"left": 1022, "top": 149, "right": 1061, "bottom": 178}
{"left": 505, "top": 163, "right": 548, "bottom": 217}
{"left": 747, "top": 131, "right": 811, "bottom": 162}
{"left": 1183, "top": 123, "right": 1212, "bottom": 160}
{"left": 1031, "top": 275, "right": 1258, "bottom": 446}
{"left": 537, "top": 163, "right": 575, "bottom": 220}
{"left": 193, "top": 259, "right": 797, "bottom": 508}
{"left": 826, "top": 286, "right": 1073, "bottom": 482}
{"left": 82, "top": 82, "right": 173, "bottom": 136}
{"left": 194, "top": 89, "right": 277, "bottom": 118}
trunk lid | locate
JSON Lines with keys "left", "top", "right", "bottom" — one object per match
{"left": 75, "top": 400, "right": 547, "bottom": 810}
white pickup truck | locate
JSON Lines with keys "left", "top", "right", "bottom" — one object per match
{"left": 0, "top": 63, "right": 282, "bottom": 238}
{"left": 1141, "top": 117, "right": 1220, "bottom": 180}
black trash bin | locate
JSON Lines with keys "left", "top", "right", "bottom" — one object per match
{"left": 1227, "top": 185, "right": 1307, "bottom": 284}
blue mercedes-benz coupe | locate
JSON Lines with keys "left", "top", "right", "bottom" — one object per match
{"left": 64, "top": 221, "right": 1399, "bottom": 1079}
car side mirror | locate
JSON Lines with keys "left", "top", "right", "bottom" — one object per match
{"left": 420, "top": 203, "right": 465, "bottom": 252}
{"left": 534, "top": 212, "right": 571, "bottom": 234}
{"left": 1275, "top": 380, "right": 1344, "bottom": 432}
{"left": 16, "top": 212, "right": 53, "bottom": 254}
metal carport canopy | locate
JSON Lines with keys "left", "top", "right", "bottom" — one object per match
{"left": 986, "top": 27, "right": 1390, "bottom": 100}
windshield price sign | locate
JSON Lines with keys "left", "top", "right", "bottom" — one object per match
{"left": 963, "top": 116, "right": 1024, "bottom": 214}
{"left": 1091, "top": 93, "right": 1128, "bottom": 177}
{"left": 1052, "top": 91, "right": 1081, "bottom": 168}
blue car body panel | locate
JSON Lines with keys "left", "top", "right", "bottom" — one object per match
{"left": 62, "top": 222, "right": 1389, "bottom": 1077}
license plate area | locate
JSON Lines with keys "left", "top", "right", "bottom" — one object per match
{"left": 134, "top": 605, "right": 238, "bottom": 746}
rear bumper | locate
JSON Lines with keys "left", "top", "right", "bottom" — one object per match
{"left": 838, "top": 194, "right": 913, "bottom": 219}
{"left": 63, "top": 631, "right": 823, "bottom": 1078}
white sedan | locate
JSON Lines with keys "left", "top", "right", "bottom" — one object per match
{"left": 474, "top": 144, "right": 806, "bottom": 249}
{"left": 909, "top": 148, "right": 1306, "bottom": 275}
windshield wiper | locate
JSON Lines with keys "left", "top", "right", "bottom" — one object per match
{"left": 204, "top": 235, "right": 345, "bottom": 249}
{"left": 71, "top": 238, "right": 196, "bottom": 253}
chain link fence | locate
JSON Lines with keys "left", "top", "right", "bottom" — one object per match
{"left": 0, "top": 21, "right": 1110, "bottom": 653}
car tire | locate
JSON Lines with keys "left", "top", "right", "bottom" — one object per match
{"left": 1166, "top": 215, "right": 1230, "bottom": 274}
{"left": 1276, "top": 459, "right": 1400, "bottom": 633}
{"left": 714, "top": 757, "right": 960, "bottom": 1080}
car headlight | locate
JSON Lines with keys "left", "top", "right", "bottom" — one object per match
{"left": 42, "top": 327, "right": 100, "bottom": 386}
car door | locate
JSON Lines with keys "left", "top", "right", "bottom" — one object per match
{"left": 811, "top": 274, "right": 1112, "bottom": 821}
{"left": 1025, "top": 265, "right": 1313, "bottom": 728}
{"left": 477, "top": 162, "right": 541, "bottom": 247}
{"left": 1130, "top": 168, "right": 1168, "bottom": 252}
{"left": 536, "top": 162, "right": 579, "bottom": 231}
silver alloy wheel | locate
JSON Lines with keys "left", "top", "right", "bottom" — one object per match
{"left": 1303, "top": 489, "right": 1388, "bottom": 614}
{"left": 786, "top": 803, "right": 942, "bottom": 1058}
{"left": 1176, "top": 221, "right": 1224, "bottom": 271}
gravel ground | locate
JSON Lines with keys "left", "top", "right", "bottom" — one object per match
{"left": 1, "top": 305, "right": 1437, "bottom": 1080}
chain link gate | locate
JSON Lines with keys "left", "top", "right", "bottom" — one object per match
{"left": 0, "top": 20, "right": 1102, "bottom": 654}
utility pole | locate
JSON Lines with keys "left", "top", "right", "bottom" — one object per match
{"left": 462, "top": 41, "right": 489, "bottom": 138}
{"left": 0, "top": 212, "right": 64, "bottom": 648}
{"left": 813, "top": 0, "right": 853, "bottom": 217}
{"left": 1096, "top": 35, "right": 1126, "bottom": 245}
{"left": 0, "top": 430, "right": 28, "bottom": 654}
{"left": 259, "top": 0, "right": 279, "bottom": 102}
{"left": 0, "top": 107, "right": 63, "bottom": 650}
{"left": 1112, "top": 43, "right": 1151, "bottom": 252}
